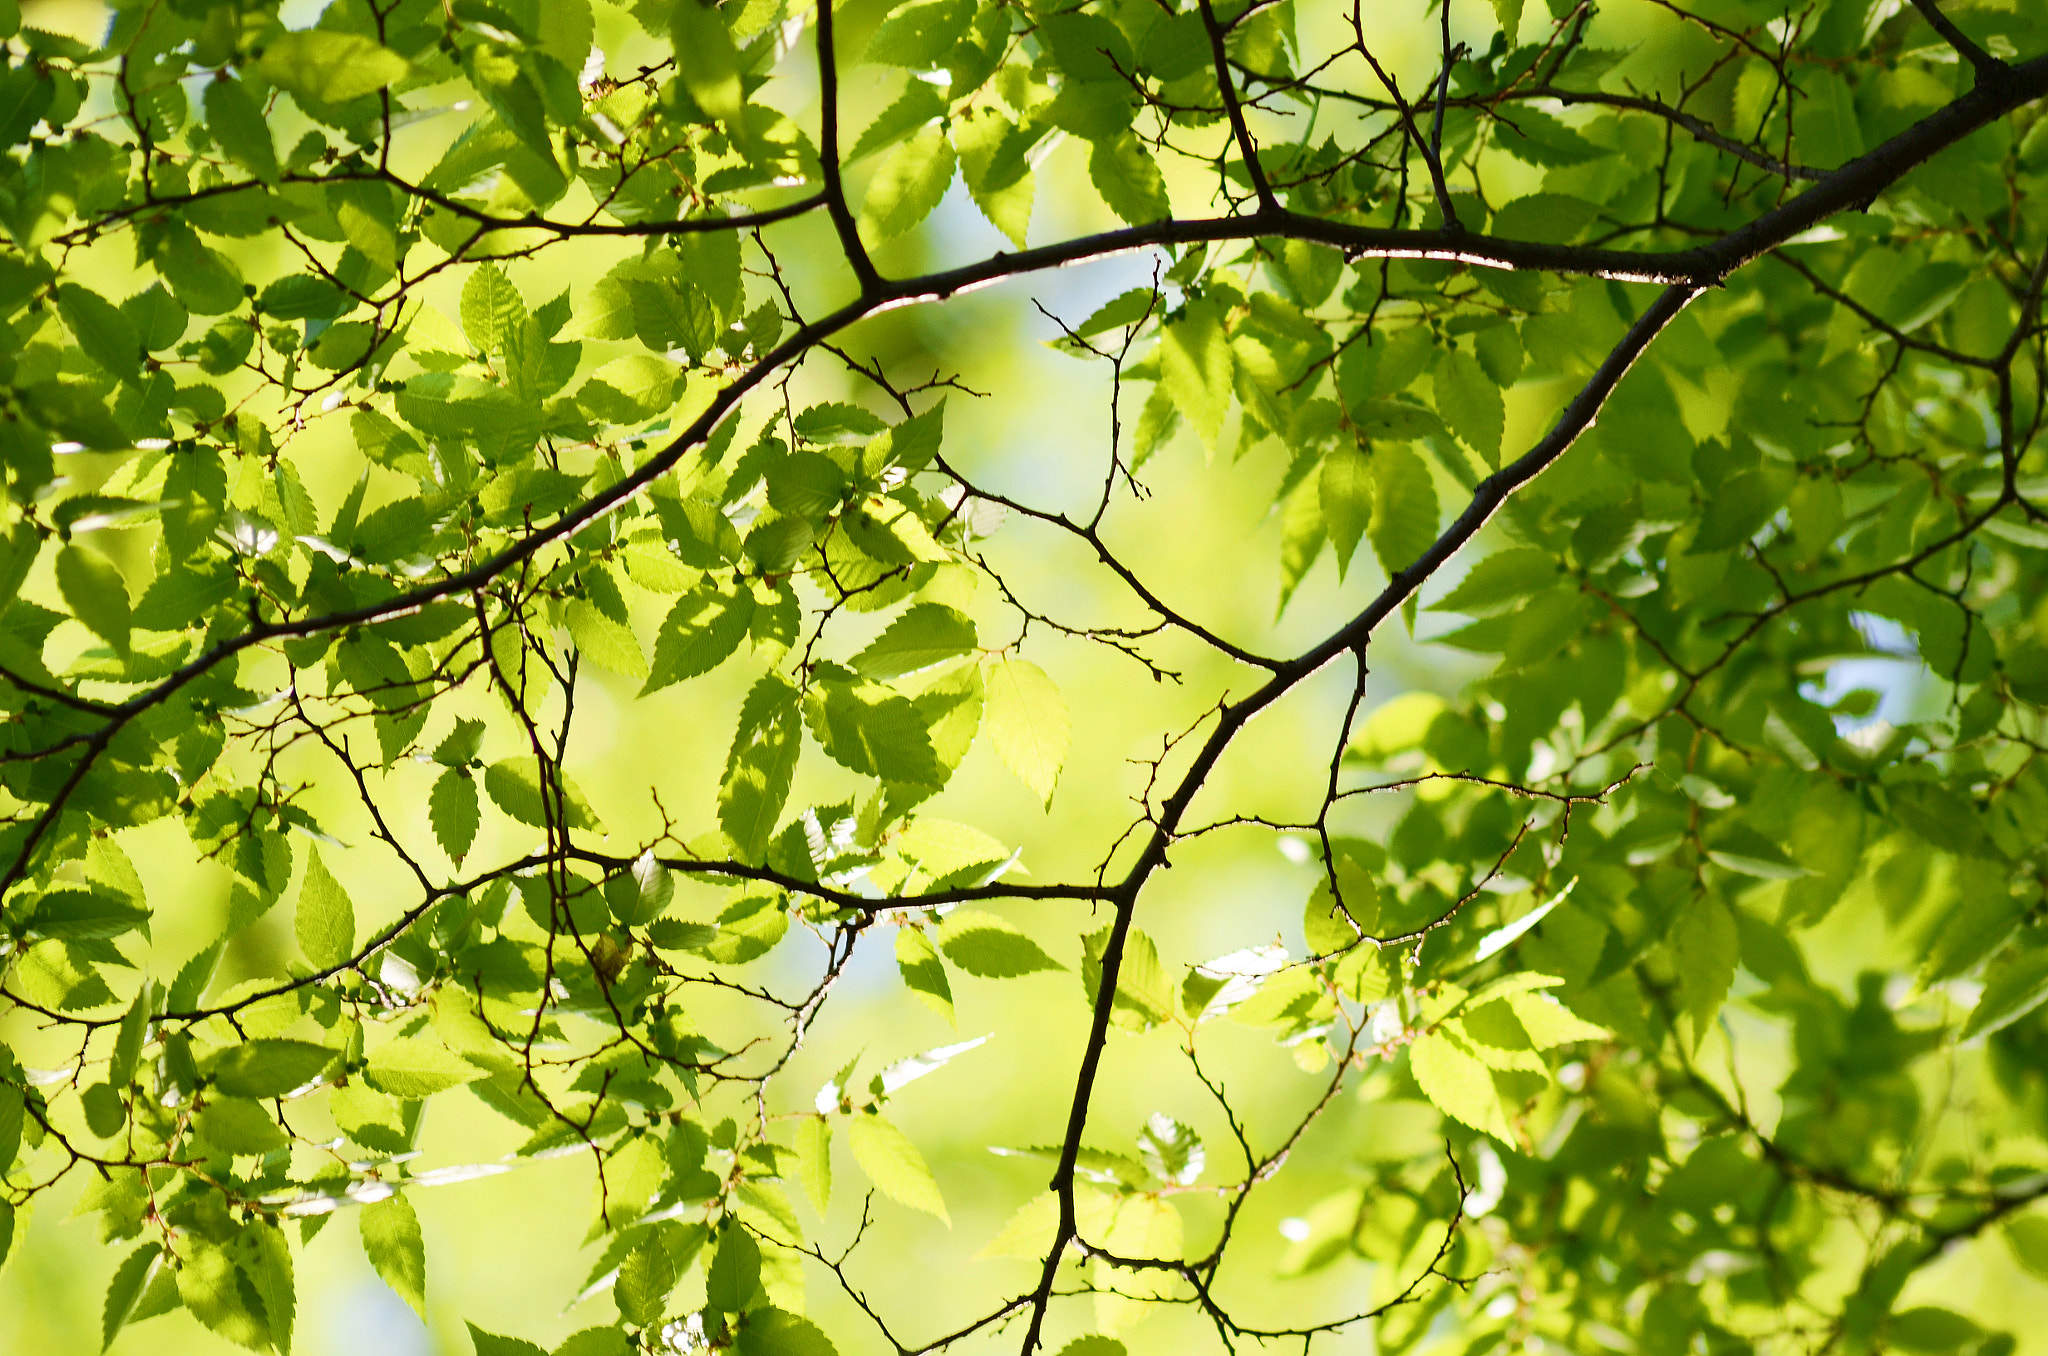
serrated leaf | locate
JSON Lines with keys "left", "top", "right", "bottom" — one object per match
{"left": 483, "top": 757, "right": 600, "bottom": 830}
{"left": 56, "top": 545, "right": 130, "bottom": 659}
{"left": 209, "top": 1039, "right": 335, "bottom": 1098}
{"left": 984, "top": 657, "right": 1068, "bottom": 806}
{"left": 1090, "top": 131, "right": 1171, "bottom": 225}
{"left": 848, "top": 1112, "right": 948, "bottom": 1222}
{"left": 955, "top": 106, "right": 1034, "bottom": 246}
{"left": 101, "top": 1243, "right": 160, "bottom": 1350}
{"left": 860, "top": 126, "right": 956, "bottom": 242}
{"left": 644, "top": 585, "right": 755, "bottom": 695}
{"left": 796, "top": 1114, "right": 832, "bottom": 1216}
{"left": 1961, "top": 950, "right": 2048, "bottom": 1041}
{"left": 1368, "top": 443, "right": 1438, "bottom": 580}
{"left": 1409, "top": 1028, "right": 1512, "bottom": 1140}
{"left": 807, "top": 676, "right": 947, "bottom": 785}
{"left": 295, "top": 847, "right": 355, "bottom": 971}
{"left": 736, "top": 1309, "right": 838, "bottom": 1356}
{"left": 615, "top": 1234, "right": 675, "bottom": 1328}
{"left": 363, "top": 1037, "right": 485, "bottom": 1098}
{"left": 853, "top": 603, "right": 977, "bottom": 681}
{"left": 361, "top": 1194, "right": 427, "bottom": 1321}
{"left": 468, "top": 1323, "right": 550, "bottom": 1356}
{"left": 204, "top": 77, "right": 278, "bottom": 183}
{"left": 896, "top": 926, "right": 956, "bottom": 1024}
{"left": 706, "top": 1226, "right": 762, "bottom": 1313}
{"left": 1319, "top": 445, "right": 1372, "bottom": 577}
{"left": 57, "top": 284, "right": 141, "bottom": 379}
{"left": 671, "top": 0, "right": 744, "bottom": 124}
{"left": 258, "top": 30, "right": 410, "bottom": 105}
{"left": 1433, "top": 548, "right": 1559, "bottom": 615}
{"left": 1160, "top": 297, "right": 1231, "bottom": 454}
{"left": 1435, "top": 349, "right": 1505, "bottom": 468}
{"left": 720, "top": 675, "right": 802, "bottom": 862}
{"left": 461, "top": 264, "right": 526, "bottom": 356}
{"left": 937, "top": 909, "right": 1063, "bottom": 977}
{"left": 431, "top": 769, "right": 482, "bottom": 864}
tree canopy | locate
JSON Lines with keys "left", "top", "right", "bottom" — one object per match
{"left": 5, "top": 0, "right": 2048, "bottom": 1351}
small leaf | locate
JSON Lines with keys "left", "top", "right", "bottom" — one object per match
{"left": 1319, "top": 446, "right": 1373, "bottom": 577}
{"left": 735, "top": 1309, "right": 839, "bottom": 1356}
{"left": 1409, "top": 1028, "right": 1512, "bottom": 1140}
{"left": 468, "top": 1323, "right": 550, "bottom": 1356}
{"left": 796, "top": 1114, "right": 832, "bottom": 1216}
{"left": 670, "top": 0, "right": 744, "bottom": 124}
{"left": 1961, "top": 949, "right": 2048, "bottom": 1041}
{"left": 938, "top": 909, "right": 1063, "bottom": 977}
{"left": 432, "top": 769, "right": 482, "bottom": 864}
{"left": 984, "top": 657, "right": 1068, "bottom": 806}
{"left": 1368, "top": 444, "right": 1439, "bottom": 580}
{"left": 720, "top": 675, "right": 803, "bottom": 862}
{"left": 56, "top": 545, "right": 131, "bottom": 659}
{"left": 615, "top": 1234, "right": 675, "bottom": 1328}
{"left": 853, "top": 603, "right": 977, "bottom": 681}
{"left": 848, "top": 1112, "right": 949, "bottom": 1222}
{"left": 295, "top": 847, "right": 355, "bottom": 971}
{"left": 1435, "top": 350, "right": 1505, "bottom": 468}
{"left": 102, "top": 1243, "right": 161, "bottom": 1350}
{"left": 1160, "top": 298, "right": 1232, "bottom": 453}
{"left": 208, "top": 1039, "right": 335, "bottom": 1098}
{"left": 483, "top": 758, "right": 600, "bottom": 830}
{"left": 361, "top": 1194, "right": 428, "bottom": 1321}
{"left": 363, "top": 1037, "right": 485, "bottom": 1098}
{"left": 859, "top": 126, "right": 957, "bottom": 242}
{"left": 258, "top": 30, "right": 410, "bottom": 105}
{"left": 1089, "top": 132, "right": 1171, "bottom": 225}
{"left": 204, "top": 77, "right": 279, "bottom": 182}
{"left": 705, "top": 1226, "right": 762, "bottom": 1313}
{"left": 896, "top": 927, "right": 956, "bottom": 1025}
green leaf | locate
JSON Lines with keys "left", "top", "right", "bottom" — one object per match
{"left": 720, "top": 675, "right": 803, "bottom": 862}
{"left": 469, "top": 1323, "right": 550, "bottom": 1356}
{"left": 1368, "top": 443, "right": 1439, "bottom": 579}
{"left": 806, "top": 676, "right": 948, "bottom": 786}
{"left": 671, "top": 0, "right": 745, "bottom": 124}
{"left": 984, "top": 657, "right": 1068, "bottom": 806}
{"left": 194, "top": 1097, "right": 288, "bottom": 1154}
{"left": 867, "top": 0, "right": 974, "bottom": 66}
{"left": 859, "top": 126, "right": 957, "bottom": 242}
{"left": 56, "top": 545, "right": 130, "bottom": 659}
{"left": 796, "top": 1114, "right": 833, "bottom": 1216}
{"left": 101, "top": 1243, "right": 160, "bottom": 1351}
{"left": 615, "top": 1234, "right": 675, "bottom": 1327}
{"left": 1487, "top": 0, "right": 1524, "bottom": 41}
{"left": 177, "top": 1239, "right": 270, "bottom": 1350}
{"left": 1161, "top": 297, "right": 1232, "bottom": 453}
{"left": 1960, "top": 949, "right": 2048, "bottom": 1041}
{"left": 57, "top": 284, "right": 141, "bottom": 379}
{"left": 483, "top": 758, "right": 600, "bottom": 831}
{"left": 209, "top": 1039, "right": 336, "bottom": 1098}
{"left": 644, "top": 584, "right": 756, "bottom": 695}
{"left": 364, "top": 1037, "right": 486, "bottom": 1098}
{"left": 1055, "top": 1341, "right": 1128, "bottom": 1356}
{"left": 1434, "top": 548, "right": 1559, "bottom": 615}
{"left": 848, "top": 1111, "right": 948, "bottom": 1222}
{"left": 937, "top": 909, "right": 1063, "bottom": 977}
{"left": 361, "top": 1194, "right": 428, "bottom": 1321}
{"left": 204, "top": 77, "right": 279, "bottom": 183}
{"left": 28, "top": 889, "right": 149, "bottom": 941}
{"left": 2005, "top": 1214, "right": 2048, "bottom": 1280}
{"left": 1319, "top": 445, "right": 1373, "bottom": 577}
{"left": 1434, "top": 349, "right": 1505, "bottom": 468}
{"left": 294, "top": 847, "right": 355, "bottom": 971}
{"left": 1673, "top": 895, "right": 1738, "bottom": 1045}
{"left": 432, "top": 769, "right": 482, "bottom": 864}
{"left": 1409, "top": 1028, "right": 1512, "bottom": 1140}
{"left": 258, "top": 31, "right": 411, "bottom": 105}
{"left": 705, "top": 1226, "right": 762, "bottom": 1313}
{"left": 853, "top": 603, "right": 977, "bottom": 681}
{"left": 1490, "top": 193, "right": 1600, "bottom": 244}
{"left": 896, "top": 926, "right": 956, "bottom": 1024}
{"left": 736, "top": 1309, "right": 839, "bottom": 1356}
{"left": 461, "top": 264, "right": 527, "bottom": 355}
{"left": 955, "top": 106, "right": 1034, "bottom": 246}
{"left": 1089, "top": 132, "right": 1171, "bottom": 225}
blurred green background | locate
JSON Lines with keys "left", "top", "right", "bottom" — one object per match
{"left": 6, "top": 0, "right": 2048, "bottom": 1351}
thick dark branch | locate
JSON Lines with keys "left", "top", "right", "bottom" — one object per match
{"left": 1908, "top": 0, "right": 2012, "bottom": 88}
{"left": 816, "top": 0, "right": 883, "bottom": 294}
{"left": 1195, "top": 0, "right": 1281, "bottom": 214}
